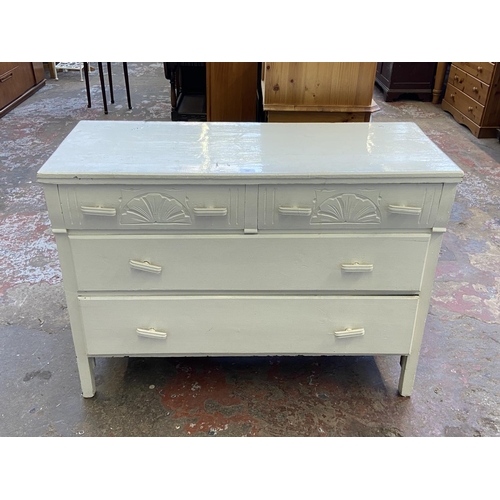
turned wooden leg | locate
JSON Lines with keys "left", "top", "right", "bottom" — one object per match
{"left": 432, "top": 62, "right": 448, "bottom": 104}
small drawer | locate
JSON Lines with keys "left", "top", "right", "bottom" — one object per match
{"left": 58, "top": 185, "right": 245, "bottom": 231}
{"left": 444, "top": 85, "right": 484, "bottom": 125}
{"left": 80, "top": 295, "right": 418, "bottom": 356}
{"left": 258, "top": 184, "right": 442, "bottom": 230}
{"left": 69, "top": 233, "right": 430, "bottom": 293}
{"left": 448, "top": 65, "right": 489, "bottom": 105}
{"left": 453, "top": 62, "right": 495, "bottom": 84}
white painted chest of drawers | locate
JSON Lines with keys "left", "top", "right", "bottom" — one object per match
{"left": 37, "top": 121, "right": 463, "bottom": 397}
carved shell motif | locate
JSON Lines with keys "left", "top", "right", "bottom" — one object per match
{"left": 120, "top": 193, "right": 192, "bottom": 224}
{"left": 313, "top": 193, "right": 381, "bottom": 224}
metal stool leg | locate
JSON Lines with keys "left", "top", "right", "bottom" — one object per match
{"left": 107, "top": 62, "right": 114, "bottom": 104}
{"left": 123, "top": 63, "right": 132, "bottom": 109}
{"left": 98, "top": 62, "right": 108, "bottom": 114}
{"left": 84, "top": 62, "right": 91, "bottom": 108}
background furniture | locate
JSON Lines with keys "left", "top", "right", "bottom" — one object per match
{"left": 261, "top": 62, "right": 379, "bottom": 122}
{"left": 375, "top": 62, "right": 438, "bottom": 102}
{"left": 206, "top": 62, "right": 258, "bottom": 121}
{"left": 442, "top": 62, "right": 500, "bottom": 138}
{"left": 84, "top": 62, "right": 131, "bottom": 114}
{"left": 0, "top": 62, "right": 45, "bottom": 118}
{"left": 432, "top": 63, "right": 449, "bottom": 104}
{"left": 164, "top": 62, "right": 258, "bottom": 122}
{"left": 38, "top": 121, "right": 463, "bottom": 398}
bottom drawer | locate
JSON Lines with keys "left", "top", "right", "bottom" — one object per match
{"left": 80, "top": 296, "right": 418, "bottom": 356}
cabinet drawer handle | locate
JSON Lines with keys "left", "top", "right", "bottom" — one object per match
{"left": 472, "top": 86, "right": 478, "bottom": 92}
{"left": 80, "top": 205, "right": 117, "bottom": 217}
{"left": 341, "top": 263, "right": 374, "bottom": 273}
{"left": 388, "top": 205, "right": 422, "bottom": 215}
{"left": 468, "top": 106, "right": 473, "bottom": 112}
{"left": 334, "top": 328, "right": 365, "bottom": 338}
{"left": 278, "top": 206, "right": 312, "bottom": 216}
{"left": 450, "top": 93, "right": 455, "bottom": 99}
{"left": 193, "top": 207, "right": 228, "bottom": 217}
{"left": 129, "top": 259, "right": 162, "bottom": 274}
{"left": 477, "top": 66, "right": 483, "bottom": 72}
{"left": 137, "top": 328, "right": 167, "bottom": 339}
{"left": 0, "top": 73, "right": 13, "bottom": 83}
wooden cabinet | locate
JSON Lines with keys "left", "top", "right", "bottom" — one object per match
{"left": 0, "top": 62, "right": 45, "bottom": 118}
{"left": 38, "top": 121, "right": 463, "bottom": 398}
{"left": 261, "top": 62, "right": 379, "bottom": 122}
{"left": 375, "top": 62, "right": 437, "bottom": 102}
{"left": 442, "top": 62, "right": 500, "bottom": 138}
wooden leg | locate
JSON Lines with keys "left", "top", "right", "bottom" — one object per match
{"left": 98, "top": 62, "right": 108, "bottom": 114}
{"left": 432, "top": 62, "right": 448, "bottom": 104}
{"left": 123, "top": 63, "right": 132, "bottom": 109}
{"left": 77, "top": 356, "right": 96, "bottom": 398}
{"left": 107, "top": 62, "right": 114, "bottom": 104}
{"left": 84, "top": 63, "right": 91, "bottom": 108}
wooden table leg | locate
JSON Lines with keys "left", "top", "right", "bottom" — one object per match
{"left": 432, "top": 62, "right": 448, "bottom": 104}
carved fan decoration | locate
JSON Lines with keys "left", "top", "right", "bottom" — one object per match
{"left": 120, "top": 193, "right": 192, "bottom": 224}
{"left": 312, "top": 193, "right": 381, "bottom": 224}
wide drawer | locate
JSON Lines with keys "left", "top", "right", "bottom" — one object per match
{"left": 448, "top": 65, "right": 489, "bottom": 106}
{"left": 69, "top": 233, "right": 430, "bottom": 293}
{"left": 58, "top": 185, "right": 245, "bottom": 231}
{"left": 80, "top": 295, "right": 418, "bottom": 356}
{"left": 0, "top": 63, "right": 36, "bottom": 109}
{"left": 453, "top": 62, "right": 495, "bottom": 84}
{"left": 444, "top": 85, "right": 484, "bottom": 125}
{"left": 258, "top": 184, "right": 442, "bottom": 230}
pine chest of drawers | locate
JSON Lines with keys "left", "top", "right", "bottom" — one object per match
{"left": 442, "top": 62, "right": 500, "bottom": 138}
{"left": 37, "top": 121, "right": 463, "bottom": 397}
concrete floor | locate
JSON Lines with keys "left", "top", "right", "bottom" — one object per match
{"left": 1, "top": 63, "right": 499, "bottom": 437}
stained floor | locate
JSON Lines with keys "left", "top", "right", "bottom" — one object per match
{"left": 1, "top": 63, "right": 499, "bottom": 437}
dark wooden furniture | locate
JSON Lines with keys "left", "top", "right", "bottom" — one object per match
{"left": 0, "top": 62, "right": 46, "bottom": 118}
{"left": 442, "top": 62, "right": 500, "bottom": 138}
{"left": 375, "top": 63, "right": 438, "bottom": 102}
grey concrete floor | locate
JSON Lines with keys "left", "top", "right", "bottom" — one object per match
{"left": 1, "top": 63, "right": 499, "bottom": 437}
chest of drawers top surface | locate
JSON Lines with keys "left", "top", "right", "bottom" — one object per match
{"left": 37, "top": 121, "right": 463, "bottom": 183}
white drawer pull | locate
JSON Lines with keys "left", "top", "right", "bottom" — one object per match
{"left": 388, "top": 205, "right": 422, "bottom": 216}
{"left": 129, "top": 260, "right": 162, "bottom": 274}
{"left": 334, "top": 328, "right": 365, "bottom": 338}
{"left": 278, "top": 206, "right": 312, "bottom": 216}
{"left": 137, "top": 328, "right": 167, "bottom": 339}
{"left": 193, "top": 207, "right": 228, "bottom": 217}
{"left": 341, "top": 263, "right": 373, "bottom": 273}
{"left": 80, "top": 205, "right": 117, "bottom": 217}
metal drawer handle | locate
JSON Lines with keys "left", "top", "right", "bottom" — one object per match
{"left": 137, "top": 328, "right": 167, "bottom": 339}
{"left": 341, "top": 263, "right": 374, "bottom": 273}
{"left": 334, "top": 328, "right": 365, "bottom": 338}
{"left": 193, "top": 207, "right": 228, "bottom": 217}
{"left": 0, "top": 73, "right": 13, "bottom": 83}
{"left": 129, "top": 259, "right": 162, "bottom": 274}
{"left": 278, "top": 206, "right": 312, "bottom": 216}
{"left": 80, "top": 205, "right": 117, "bottom": 217}
{"left": 388, "top": 205, "right": 422, "bottom": 215}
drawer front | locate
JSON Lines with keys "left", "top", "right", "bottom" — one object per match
{"left": 449, "top": 65, "right": 489, "bottom": 105}
{"left": 453, "top": 62, "right": 495, "bottom": 84}
{"left": 258, "top": 184, "right": 442, "bottom": 230}
{"left": 0, "top": 63, "right": 36, "bottom": 109}
{"left": 69, "top": 233, "right": 430, "bottom": 293}
{"left": 444, "top": 85, "right": 485, "bottom": 125}
{"left": 80, "top": 295, "right": 418, "bottom": 356}
{"left": 58, "top": 185, "right": 245, "bottom": 231}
